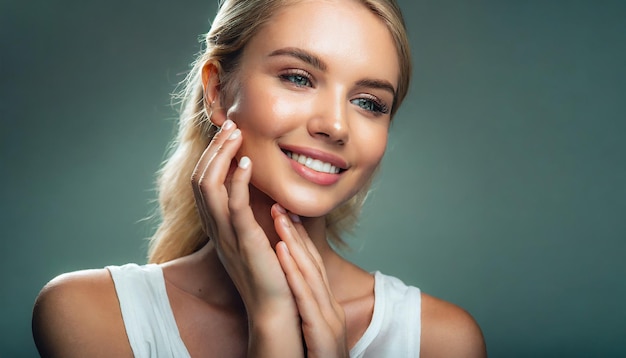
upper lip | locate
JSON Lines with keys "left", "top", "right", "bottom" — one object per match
{"left": 280, "top": 144, "right": 349, "bottom": 170}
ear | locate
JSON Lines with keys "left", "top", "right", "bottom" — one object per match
{"left": 201, "top": 61, "right": 227, "bottom": 126}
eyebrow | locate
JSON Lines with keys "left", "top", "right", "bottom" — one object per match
{"left": 356, "top": 78, "right": 396, "bottom": 98}
{"left": 268, "top": 47, "right": 327, "bottom": 71}
{"left": 268, "top": 47, "right": 397, "bottom": 98}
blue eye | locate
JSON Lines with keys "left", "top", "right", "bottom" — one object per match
{"left": 280, "top": 71, "right": 312, "bottom": 87}
{"left": 351, "top": 97, "right": 389, "bottom": 115}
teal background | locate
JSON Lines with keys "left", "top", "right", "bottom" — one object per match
{"left": 1, "top": 1, "right": 624, "bottom": 356}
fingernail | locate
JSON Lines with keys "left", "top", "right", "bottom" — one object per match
{"left": 274, "top": 204, "right": 286, "bottom": 214}
{"left": 238, "top": 156, "right": 250, "bottom": 169}
{"left": 289, "top": 213, "right": 301, "bottom": 223}
{"left": 278, "top": 241, "right": 289, "bottom": 254}
{"left": 223, "top": 119, "right": 234, "bottom": 130}
{"left": 228, "top": 128, "right": 241, "bottom": 140}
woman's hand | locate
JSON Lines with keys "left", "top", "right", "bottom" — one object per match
{"left": 272, "top": 206, "right": 349, "bottom": 358}
{"left": 191, "top": 119, "right": 348, "bottom": 357}
{"left": 191, "top": 120, "right": 303, "bottom": 357}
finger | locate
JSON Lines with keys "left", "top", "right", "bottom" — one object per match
{"left": 288, "top": 217, "right": 338, "bottom": 317}
{"left": 273, "top": 211, "right": 339, "bottom": 319}
{"left": 271, "top": 209, "right": 320, "bottom": 265}
{"left": 277, "top": 241, "right": 347, "bottom": 358}
{"left": 191, "top": 119, "right": 238, "bottom": 184}
{"left": 227, "top": 156, "right": 268, "bottom": 250}
{"left": 274, "top": 209, "right": 328, "bottom": 286}
{"left": 272, "top": 210, "right": 323, "bottom": 281}
{"left": 224, "top": 159, "right": 238, "bottom": 198}
{"left": 196, "top": 125, "right": 242, "bottom": 215}
{"left": 276, "top": 241, "right": 326, "bottom": 327}
{"left": 190, "top": 120, "right": 242, "bottom": 236}
{"left": 290, "top": 216, "right": 328, "bottom": 283}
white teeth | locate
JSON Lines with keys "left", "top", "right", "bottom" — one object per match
{"left": 286, "top": 151, "right": 340, "bottom": 174}
{"left": 311, "top": 159, "right": 323, "bottom": 172}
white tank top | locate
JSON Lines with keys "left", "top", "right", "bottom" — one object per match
{"left": 108, "top": 263, "right": 421, "bottom": 357}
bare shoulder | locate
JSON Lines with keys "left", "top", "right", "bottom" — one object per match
{"left": 32, "top": 268, "right": 133, "bottom": 358}
{"left": 420, "top": 292, "right": 487, "bottom": 358}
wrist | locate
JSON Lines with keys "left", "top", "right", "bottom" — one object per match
{"left": 248, "top": 305, "right": 300, "bottom": 335}
{"left": 248, "top": 312, "right": 303, "bottom": 358}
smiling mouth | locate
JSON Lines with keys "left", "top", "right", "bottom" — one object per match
{"left": 283, "top": 150, "right": 344, "bottom": 174}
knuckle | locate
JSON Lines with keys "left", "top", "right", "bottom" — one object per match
{"left": 197, "top": 171, "right": 216, "bottom": 191}
{"left": 227, "top": 194, "right": 243, "bottom": 212}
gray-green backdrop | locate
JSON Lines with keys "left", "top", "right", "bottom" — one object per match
{"left": 1, "top": 1, "right": 624, "bottom": 357}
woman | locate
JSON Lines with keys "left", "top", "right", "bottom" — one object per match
{"left": 33, "top": 0, "right": 486, "bottom": 356}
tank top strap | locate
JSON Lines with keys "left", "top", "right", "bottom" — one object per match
{"left": 107, "top": 263, "right": 191, "bottom": 358}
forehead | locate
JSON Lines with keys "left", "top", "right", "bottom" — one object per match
{"left": 242, "top": 0, "right": 400, "bottom": 87}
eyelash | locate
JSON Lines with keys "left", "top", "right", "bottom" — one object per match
{"left": 278, "top": 69, "right": 390, "bottom": 116}
{"left": 351, "top": 96, "right": 389, "bottom": 116}
{"left": 279, "top": 69, "right": 313, "bottom": 88}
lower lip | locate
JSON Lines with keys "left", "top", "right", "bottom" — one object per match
{"left": 285, "top": 155, "right": 342, "bottom": 186}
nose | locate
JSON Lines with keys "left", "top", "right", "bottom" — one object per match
{"left": 307, "top": 90, "right": 349, "bottom": 145}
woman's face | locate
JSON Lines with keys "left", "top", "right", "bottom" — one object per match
{"left": 224, "top": 0, "right": 400, "bottom": 217}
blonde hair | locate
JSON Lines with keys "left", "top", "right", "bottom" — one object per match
{"left": 148, "top": 0, "right": 412, "bottom": 263}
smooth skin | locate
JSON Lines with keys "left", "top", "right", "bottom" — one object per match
{"left": 33, "top": 1, "right": 486, "bottom": 357}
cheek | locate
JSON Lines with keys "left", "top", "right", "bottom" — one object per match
{"left": 356, "top": 125, "right": 389, "bottom": 170}
{"left": 227, "top": 86, "right": 307, "bottom": 135}
{"left": 225, "top": 86, "right": 254, "bottom": 127}
{"left": 268, "top": 93, "right": 307, "bottom": 124}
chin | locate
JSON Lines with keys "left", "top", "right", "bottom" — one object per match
{"left": 274, "top": 188, "right": 354, "bottom": 218}
{"left": 249, "top": 173, "right": 358, "bottom": 218}
{"left": 281, "top": 199, "right": 333, "bottom": 218}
